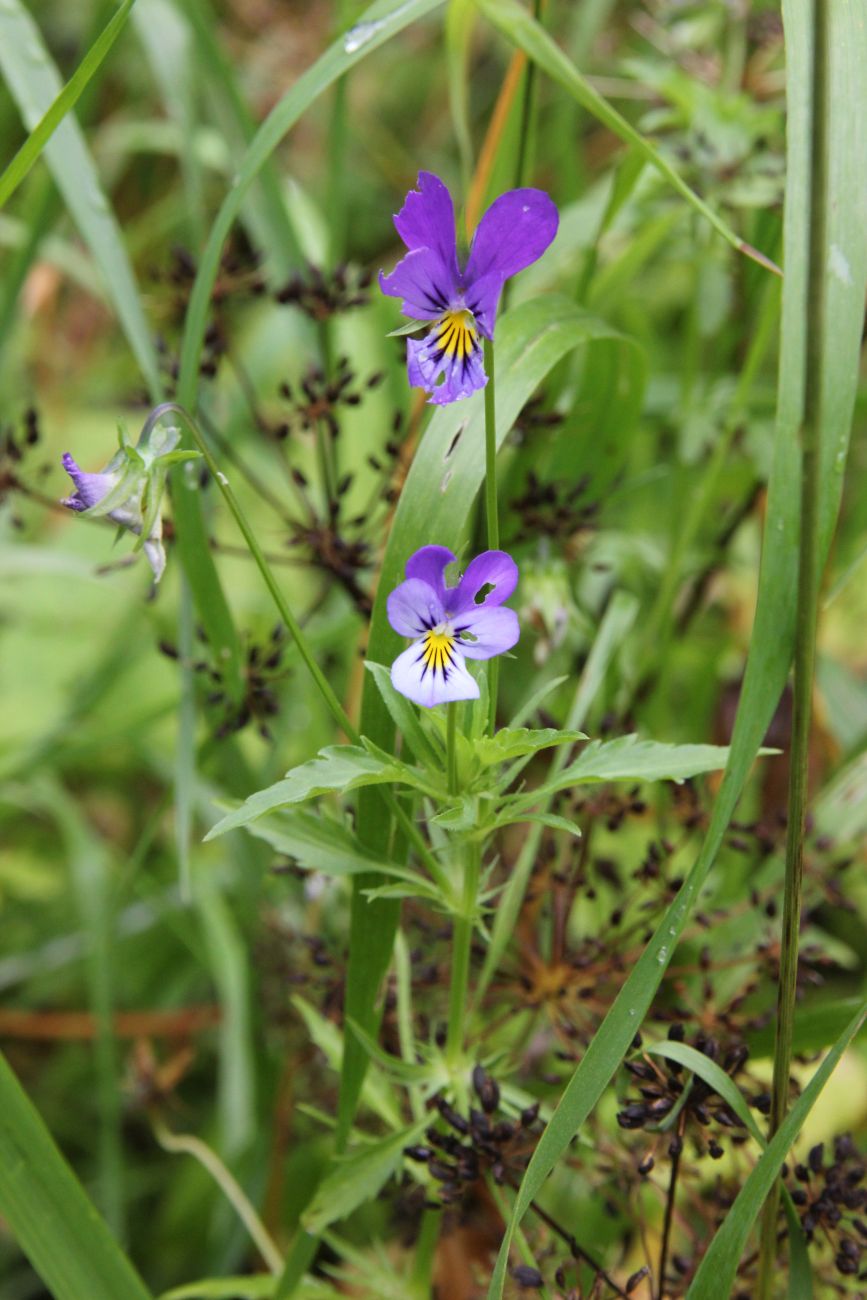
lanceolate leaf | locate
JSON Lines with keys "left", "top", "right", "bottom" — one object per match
{"left": 485, "top": 0, "right": 867, "bottom": 1291}
{"left": 237, "top": 808, "right": 427, "bottom": 884}
{"left": 301, "top": 1118, "right": 429, "bottom": 1235}
{"left": 512, "top": 736, "right": 734, "bottom": 807}
{"left": 0, "top": 1053, "right": 152, "bottom": 1300}
{"left": 205, "top": 746, "right": 434, "bottom": 838}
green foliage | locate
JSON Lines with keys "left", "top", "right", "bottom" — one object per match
{"left": 0, "top": 1053, "right": 152, "bottom": 1300}
{"left": 0, "top": 0, "right": 865, "bottom": 1297}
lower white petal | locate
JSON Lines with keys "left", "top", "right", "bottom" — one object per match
{"left": 390, "top": 640, "right": 480, "bottom": 709}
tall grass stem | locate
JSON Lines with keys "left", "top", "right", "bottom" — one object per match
{"left": 446, "top": 702, "right": 458, "bottom": 795}
{"left": 483, "top": 337, "right": 499, "bottom": 734}
{"left": 445, "top": 841, "right": 480, "bottom": 1070}
{"left": 757, "top": 0, "right": 831, "bottom": 1290}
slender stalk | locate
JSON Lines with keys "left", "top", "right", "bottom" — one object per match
{"left": 445, "top": 840, "right": 480, "bottom": 1068}
{"left": 658, "top": 1136, "right": 681, "bottom": 1299}
{"left": 152, "top": 1118, "right": 283, "bottom": 1274}
{"left": 409, "top": 1207, "right": 442, "bottom": 1300}
{"left": 513, "top": 0, "right": 545, "bottom": 189}
{"left": 483, "top": 336, "right": 500, "bottom": 734}
{"left": 446, "top": 702, "right": 458, "bottom": 795}
{"left": 757, "top": 0, "right": 830, "bottom": 1292}
{"left": 148, "top": 403, "right": 452, "bottom": 897}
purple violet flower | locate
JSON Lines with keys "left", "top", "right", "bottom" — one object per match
{"left": 61, "top": 418, "right": 195, "bottom": 583}
{"left": 380, "top": 172, "right": 558, "bottom": 405}
{"left": 386, "top": 544, "right": 520, "bottom": 708}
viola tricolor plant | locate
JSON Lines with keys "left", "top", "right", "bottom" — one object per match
{"left": 62, "top": 418, "right": 197, "bottom": 582}
{"left": 387, "top": 544, "right": 520, "bottom": 707}
{"left": 380, "top": 172, "right": 558, "bottom": 404}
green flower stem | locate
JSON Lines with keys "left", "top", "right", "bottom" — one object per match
{"left": 446, "top": 702, "right": 458, "bottom": 795}
{"left": 445, "top": 839, "right": 480, "bottom": 1072}
{"left": 483, "top": 336, "right": 500, "bottom": 735}
{"left": 147, "top": 403, "right": 452, "bottom": 898}
{"left": 757, "top": 0, "right": 831, "bottom": 1292}
{"left": 409, "top": 1206, "right": 442, "bottom": 1300}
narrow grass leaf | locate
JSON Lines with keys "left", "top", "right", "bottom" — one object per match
{"left": 0, "top": 0, "right": 160, "bottom": 396}
{"left": 473, "top": 0, "right": 773, "bottom": 267}
{"left": 485, "top": 0, "right": 867, "bottom": 1286}
{"left": 0, "top": 1052, "right": 151, "bottom": 1300}
{"left": 0, "top": 0, "right": 136, "bottom": 210}
{"left": 645, "top": 1042, "right": 812, "bottom": 1297}
{"left": 687, "top": 1004, "right": 867, "bottom": 1298}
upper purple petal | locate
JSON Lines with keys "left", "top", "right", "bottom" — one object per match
{"left": 379, "top": 247, "right": 455, "bottom": 322}
{"left": 61, "top": 451, "right": 118, "bottom": 511}
{"left": 387, "top": 577, "right": 444, "bottom": 638}
{"left": 452, "top": 605, "right": 520, "bottom": 660}
{"left": 393, "top": 172, "right": 460, "bottom": 274}
{"left": 463, "top": 188, "right": 559, "bottom": 334}
{"left": 450, "top": 550, "right": 519, "bottom": 613}
{"left": 405, "top": 545, "right": 456, "bottom": 604}
{"left": 461, "top": 269, "right": 503, "bottom": 340}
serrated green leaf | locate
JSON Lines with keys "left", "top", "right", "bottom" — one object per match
{"left": 205, "top": 746, "right": 432, "bottom": 838}
{"left": 345, "top": 1019, "right": 439, "bottom": 1084}
{"left": 512, "top": 735, "right": 734, "bottom": 811}
{"left": 473, "top": 727, "right": 585, "bottom": 770}
{"left": 239, "top": 808, "right": 425, "bottom": 884}
{"left": 492, "top": 811, "right": 581, "bottom": 839}
{"left": 301, "top": 1118, "right": 429, "bottom": 1234}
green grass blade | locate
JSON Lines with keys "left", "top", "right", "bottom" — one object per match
{"left": 0, "top": 6, "right": 244, "bottom": 699}
{"left": 485, "top": 0, "right": 867, "bottom": 1288}
{"left": 478, "top": 591, "right": 638, "bottom": 999}
{"left": 46, "top": 782, "right": 124, "bottom": 1237}
{"left": 473, "top": 0, "right": 778, "bottom": 270}
{"left": 0, "top": 1052, "right": 152, "bottom": 1300}
{"left": 0, "top": 0, "right": 161, "bottom": 398}
{"left": 174, "top": 0, "right": 301, "bottom": 271}
{"left": 686, "top": 1004, "right": 867, "bottom": 1298}
{"left": 0, "top": 0, "right": 137, "bottom": 211}
{"left": 645, "top": 1041, "right": 813, "bottom": 1297}
{"left": 176, "top": 0, "right": 446, "bottom": 411}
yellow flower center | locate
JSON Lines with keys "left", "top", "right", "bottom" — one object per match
{"left": 421, "top": 628, "right": 455, "bottom": 675}
{"left": 435, "top": 308, "right": 478, "bottom": 360}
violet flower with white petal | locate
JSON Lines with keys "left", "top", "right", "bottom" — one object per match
{"left": 62, "top": 418, "right": 195, "bottom": 583}
{"left": 387, "top": 544, "right": 520, "bottom": 708}
{"left": 380, "top": 172, "right": 558, "bottom": 405}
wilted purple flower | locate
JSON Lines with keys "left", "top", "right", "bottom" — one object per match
{"left": 380, "top": 172, "right": 558, "bottom": 405}
{"left": 387, "top": 544, "right": 520, "bottom": 708}
{"left": 62, "top": 417, "right": 195, "bottom": 583}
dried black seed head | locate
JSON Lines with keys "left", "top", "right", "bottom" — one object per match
{"left": 472, "top": 1065, "right": 500, "bottom": 1114}
{"left": 511, "top": 1264, "right": 544, "bottom": 1289}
